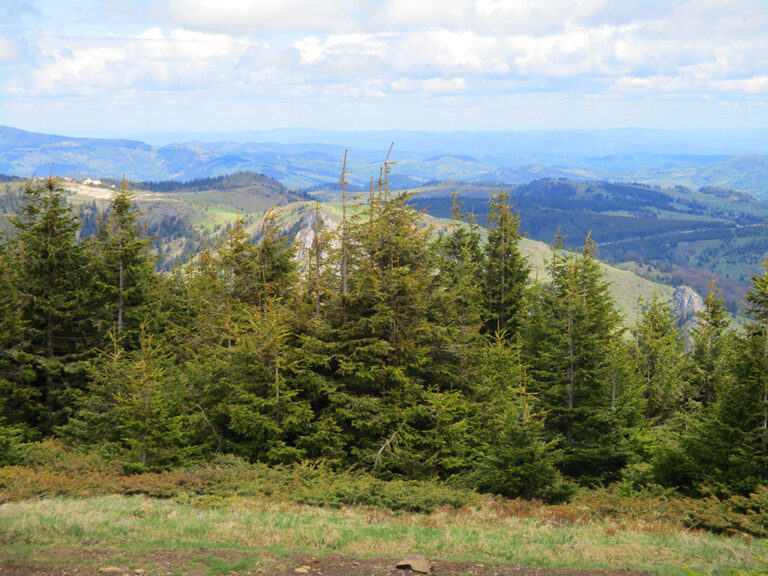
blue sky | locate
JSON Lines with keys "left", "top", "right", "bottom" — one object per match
{"left": 1, "top": 0, "right": 767, "bottom": 135}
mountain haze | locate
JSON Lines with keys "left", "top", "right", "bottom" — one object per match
{"left": 4, "top": 126, "right": 768, "bottom": 197}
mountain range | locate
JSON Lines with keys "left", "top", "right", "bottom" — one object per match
{"left": 3, "top": 125, "right": 768, "bottom": 313}
{"left": 3, "top": 125, "right": 768, "bottom": 199}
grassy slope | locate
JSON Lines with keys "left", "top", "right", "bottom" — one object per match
{"left": 520, "top": 237, "right": 673, "bottom": 324}
{"left": 4, "top": 182, "right": 677, "bottom": 322}
{"left": 2, "top": 443, "right": 764, "bottom": 574}
{"left": 0, "top": 494, "right": 762, "bottom": 575}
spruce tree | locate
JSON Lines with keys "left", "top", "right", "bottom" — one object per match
{"left": 689, "top": 259, "right": 768, "bottom": 493}
{"left": 484, "top": 189, "right": 529, "bottom": 337}
{"left": 4, "top": 178, "right": 95, "bottom": 434}
{"left": 315, "top": 181, "right": 471, "bottom": 477}
{"left": 73, "top": 330, "right": 197, "bottom": 468}
{"left": 0, "top": 246, "right": 30, "bottom": 447}
{"left": 92, "top": 181, "right": 157, "bottom": 347}
{"left": 690, "top": 279, "right": 732, "bottom": 407}
{"left": 434, "top": 195, "right": 485, "bottom": 389}
{"left": 178, "top": 211, "right": 316, "bottom": 463}
{"left": 524, "top": 236, "right": 629, "bottom": 484}
{"left": 474, "top": 332, "right": 565, "bottom": 500}
{"left": 632, "top": 293, "right": 691, "bottom": 424}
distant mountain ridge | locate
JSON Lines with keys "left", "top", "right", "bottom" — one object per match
{"left": 3, "top": 125, "right": 768, "bottom": 198}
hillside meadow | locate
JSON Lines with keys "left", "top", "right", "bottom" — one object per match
{"left": 0, "top": 444, "right": 765, "bottom": 575}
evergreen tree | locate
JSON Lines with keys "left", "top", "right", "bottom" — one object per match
{"left": 92, "top": 181, "right": 157, "bottom": 347}
{"left": 200, "top": 302, "right": 316, "bottom": 464}
{"left": 252, "top": 208, "right": 298, "bottom": 308}
{"left": 315, "top": 185, "right": 471, "bottom": 477}
{"left": 439, "top": 195, "right": 485, "bottom": 333}
{"left": 690, "top": 279, "right": 732, "bottom": 407}
{"left": 434, "top": 194, "right": 485, "bottom": 391}
{"left": 474, "top": 332, "right": 566, "bottom": 500}
{"left": 524, "top": 236, "right": 629, "bottom": 484}
{"left": 3, "top": 178, "right": 95, "bottom": 434}
{"left": 484, "top": 189, "right": 529, "bottom": 337}
{"left": 686, "top": 259, "right": 768, "bottom": 493}
{"left": 0, "top": 247, "right": 30, "bottom": 450}
{"left": 632, "top": 293, "right": 691, "bottom": 424}
{"left": 72, "top": 330, "right": 198, "bottom": 468}
{"left": 178, "top": 211, "right": 313, "bottom": 463}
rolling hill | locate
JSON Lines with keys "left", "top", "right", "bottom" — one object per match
{"left": 0, "top": 173, "right": 676, "bottom": 323}
{"left": 400, "top": 179, "right": 768, "bottom": 311}
{"left": 3, "top": 126, "right": 768, "bottom": 197}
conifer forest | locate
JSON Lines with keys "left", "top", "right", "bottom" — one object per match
{"left": 2, "top": 173, "right": 768, "bottom": 506}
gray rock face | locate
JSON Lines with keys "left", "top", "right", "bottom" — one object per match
{"left": 672, "top": 285, "right": 705, "bottom": 333}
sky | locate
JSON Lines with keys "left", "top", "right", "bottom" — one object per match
{"left": 1, "top": 0, "right": 768, "bottom": 135}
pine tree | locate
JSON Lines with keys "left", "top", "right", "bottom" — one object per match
{"left": 314, "top": 176, "right": 471, "bottom": 477}
{"left": 4, "top": 178, "right": 95, "bottom": 434}
{"left": 524, "top": 236, "right": 629, "bottom": 484}
{"left": 484, "top": 189, "right": 529, "bottom": 336}
{"left": 632, "top": 293, "right": 691, "bottom": 424}
{"left": 74, "top": 330, "right": 197, "bottom": 469}
{"left": 92, "top": 181, "right": 157, "bottom": 347}
{"left": 177, "top": 210, "right": 315, "bottom": 463}
{"left": 690, "top": 279, "right": 732, "bottom": 407}
{"left": 202, "top": 301, "right": 315, "bottom": 464}
{"left": 0, "top": 247, "right": 30, "bottom": 450}
{"left": 473, "top": 332, "right": 566, "bottom": 500}
{"left": 252, "top": 208, "right": 297, "bottom": 308}
{"left": 434, "top": 194, "right": 485, "bottom": 389}
{"left": 690, "top": 259, "right": 768, "bottom": 493}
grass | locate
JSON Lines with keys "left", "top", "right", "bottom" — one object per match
{"left": 520, "top": 237, "right": 674, "bottom": 323}
{"left": 0, "top": 494, "right": 763, "bottom": 575}
{"left": 1, "top": 444, "right": 766, "bottom": 574}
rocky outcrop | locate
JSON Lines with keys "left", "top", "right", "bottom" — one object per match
{"left": 672, "top": 285, "right": 705, "bottom": 335}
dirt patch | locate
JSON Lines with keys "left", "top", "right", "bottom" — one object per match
{"left": 0, "top": 548, "right": 654, "bottom": 576}
{"left": 283, "top": 556, "right": 653, "bottom": 576}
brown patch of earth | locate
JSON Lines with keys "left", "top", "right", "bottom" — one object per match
{"left": 0, "top": 548, "right": 654, "bottom": 576}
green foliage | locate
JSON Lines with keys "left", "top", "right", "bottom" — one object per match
{"left": 91, "top": 182, "right": 158, "bottom": 347}
{"left": 690, "top": 280, "right": 732, "bottom": 407}
{"left": 67, "top": 330, "right": 200, "bottom": 469}
{"left": 312, "top": 188, "right": 472, "bottom": 478}
{"left": 0, "top": 443, "right": 480, "bottom": 512}
{"left": 1, "top": 162, "right": 764, "bottom": 510}
{"left": 2, "top": 178, "right": 96, "bottom": 434}
{"left": 632, "top": 292, "right": 691, "bottom": 424}
{"left": 473, "top": 333, "right": 569, "bottom": 501}
{"left": 484, "top": 189, "right": 529, "bottom": 336}
{"left": 524, "top": 236, "right": 631, "bottom": 484}
{"left": 654, "top": 263, "right": 768, "bottom": 496}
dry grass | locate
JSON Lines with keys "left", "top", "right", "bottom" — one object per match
{"left": 0, "top": 494, "right": 762, "bottom": 575}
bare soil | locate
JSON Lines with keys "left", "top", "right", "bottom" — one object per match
{"left": 0, "top": 548, "right": 654, "bottom": 576}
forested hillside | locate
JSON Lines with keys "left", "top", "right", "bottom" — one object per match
{"left": 405, "top": 178, "right": 768, "bottom": 311}
{"left": 1, "top": 176, "right": 766, "bottom": 504}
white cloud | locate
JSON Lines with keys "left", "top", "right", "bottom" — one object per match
{"left": 390, "top": 30, "right": 509, "bottom": 77}
{"left": 4, "top": 0, "right": 768, "bottom": 131}
{"left": 28, "top": 27, "right": 252, "bottom": 91}
{"left": 164, "top": 0, "right": 359, "bottom": 33}
{"left": 376, "top": 0, "right": 608, "bottom": 35}
{"left": 0, "top": 37, "right": 19, "bottom": 61}
{"left": 391, "top": 77, "right": 467, "bottom": 94}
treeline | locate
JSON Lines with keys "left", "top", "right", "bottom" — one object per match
{"left": 1, "top": 177, "right": 767, "bottom": 502}
{"left": 117, "top": 171, "right": 291, "bottom": 194}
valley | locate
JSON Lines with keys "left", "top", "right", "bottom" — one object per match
{"left": 3, "top": 125, "right": 768, "bottom": 313}
{"left": 2, "top": 131, "right": 767, "bottom": 576}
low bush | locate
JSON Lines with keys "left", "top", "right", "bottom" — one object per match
{"left": 0, "top": 441, "right": 481, "bottom": 512}
{"left": 2, "top": 440, "right": 767, "bottom": 537}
